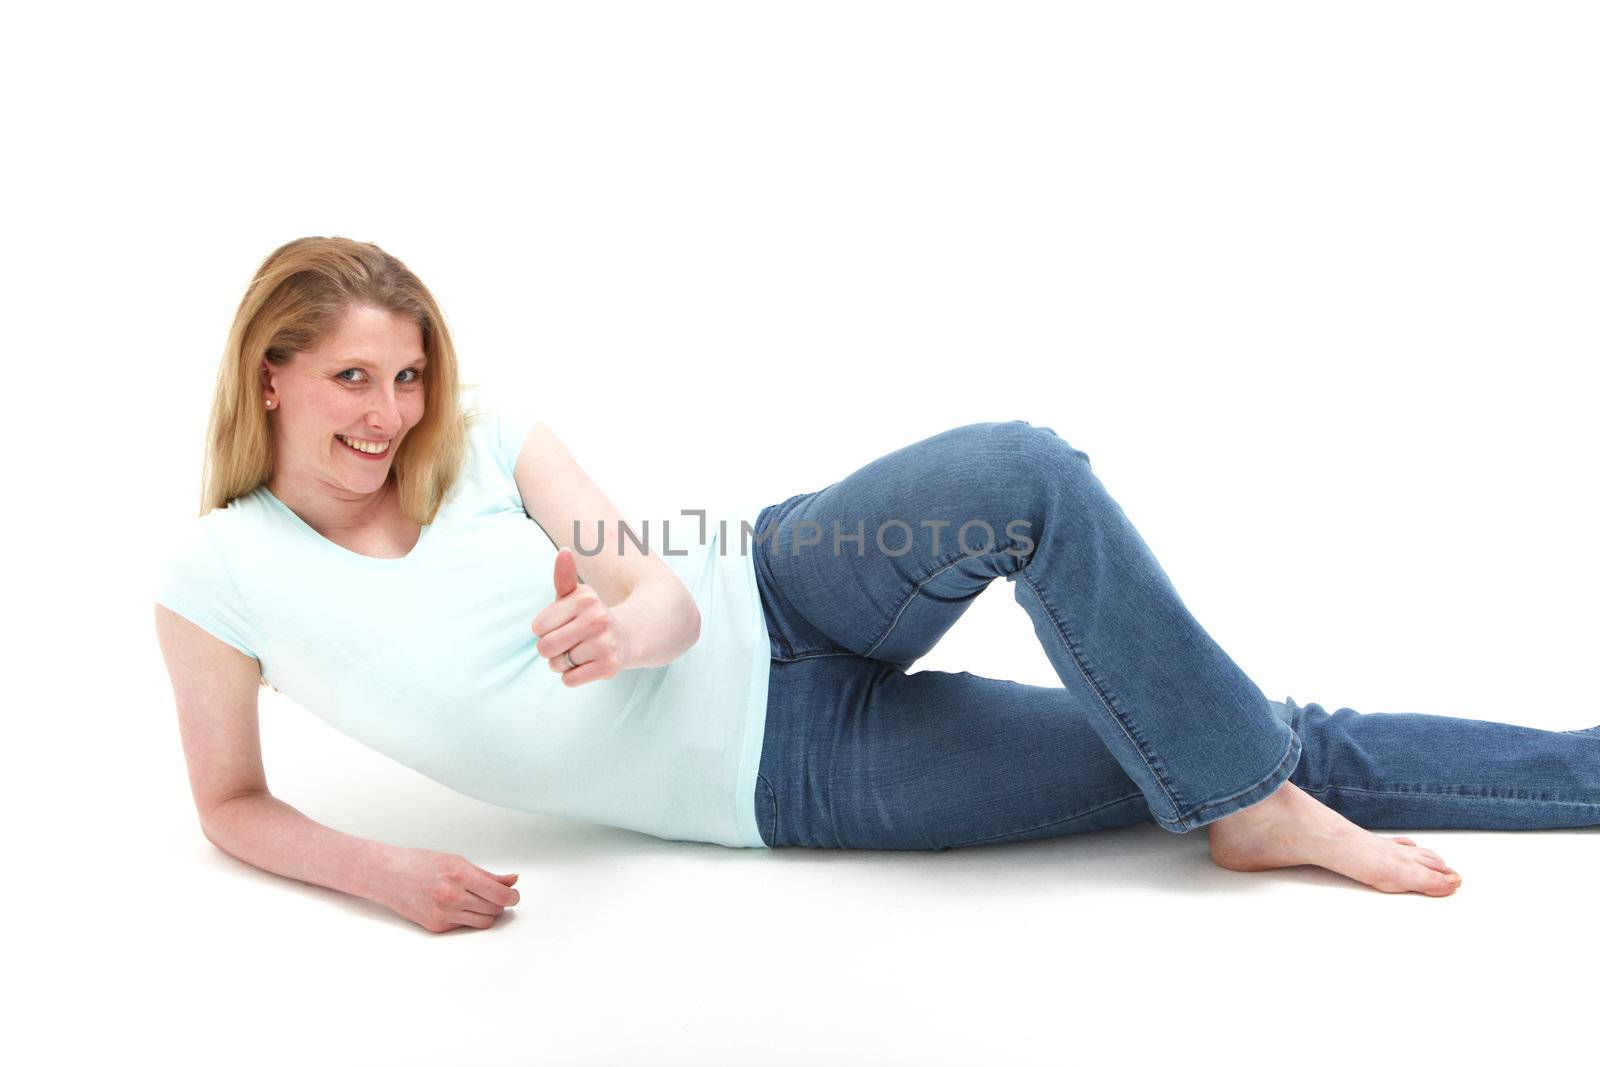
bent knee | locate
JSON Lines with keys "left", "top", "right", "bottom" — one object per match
{"left": 976, "top": 419, "right": 1094, "bottom": 498}
{"left": 1007, "top": 419, "right": 1091, "bottom": 467}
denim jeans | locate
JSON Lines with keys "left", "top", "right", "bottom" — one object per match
{"left": 749, "top": 420, "right": 1600, "bottom": 850}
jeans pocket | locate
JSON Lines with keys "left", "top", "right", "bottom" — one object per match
{"left": 755, "top": 772, "right": 778, "bottom": 847}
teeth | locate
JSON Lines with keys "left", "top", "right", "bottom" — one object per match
{"left": 336, "top": 434, "right": 390, "bottom": 455}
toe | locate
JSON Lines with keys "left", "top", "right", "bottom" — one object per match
{"left": 1418, "top": 856, "right": 1458, "bottom": 881}
{"left": 1418, "top": 855, "right": 1451, "bottom": 874}
{"left": 1389, "top": 838, "right": 1455, "bottom": 876}
{"left": 1419, "top": 867, "right": 1462, "bottom": 896}
{"left": 1373, "top": 851, "right": 1462, "bottom": 896}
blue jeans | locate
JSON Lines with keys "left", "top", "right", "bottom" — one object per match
{"left": 749, "top": 420, "right": 1600, "bottom": 850}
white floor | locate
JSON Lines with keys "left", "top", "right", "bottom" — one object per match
{"left": 27, "top": 589, "right": 1597, "bottom": 1066}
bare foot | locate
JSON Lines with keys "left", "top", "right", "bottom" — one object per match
{"left": 1207, "top": 780, "right": 1462, "bottom": 896}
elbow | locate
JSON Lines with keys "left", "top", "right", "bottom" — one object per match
{"left": 200, "top": 813, "right": 230, "bottom": 851}
{"left": 658, "top": 571, "right": 699, "bottom": 643}
{"left": 199, "top": 787, "right": 268, "bottom": 847}
{"left": 686, "top": 598, "right": 702, "bottom": 648}
{"left": 679, "top": 588, "right": 701, "bottom": 650}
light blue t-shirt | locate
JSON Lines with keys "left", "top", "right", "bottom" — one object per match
{"left": 154, "top": 389, "right": 773, "bottom": 849}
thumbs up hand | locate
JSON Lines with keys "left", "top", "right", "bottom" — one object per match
{"left": 531, "top": 547, "right": 629, "bottom": 687}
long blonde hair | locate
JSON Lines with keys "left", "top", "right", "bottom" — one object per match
{"left": 200, "top": 236, "right": 471, "bottom": 522}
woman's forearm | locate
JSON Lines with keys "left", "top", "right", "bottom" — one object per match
{"left": 609, "top": 574, "right": 702, "bottom": 670}
{"left": 201, "top": 791, "right": 389, "bottom": 902}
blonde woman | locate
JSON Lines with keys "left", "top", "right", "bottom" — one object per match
{"left": 156, "top": 236, "right": 1600, "bottom": 933}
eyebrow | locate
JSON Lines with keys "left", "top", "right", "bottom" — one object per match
{"left": 335, "top": 354, "right": 428, "bottom": 369}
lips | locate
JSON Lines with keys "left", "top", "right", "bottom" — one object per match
{"left": 335, "top": 433, "right": 392, "bottom": 458}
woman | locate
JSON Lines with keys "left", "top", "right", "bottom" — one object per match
{"left": 156, "top": 236, "right": 1600, "bottom": 934}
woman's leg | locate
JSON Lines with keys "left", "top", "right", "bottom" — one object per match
{"left": 755, "top": 657, "right": 1600, "bottom": 856}
{"left": 755, "top": 652, "right": 1157, "bottom": 851}
{"left": 1280, "top": 696, "right": 1600, "bottom": 829}
{"left": 754, "top": 419, "right": 1296, "bottom": 833}
{"left": 750, "top": 420, "right": 1596, "bottom": 893}
{"left": 1195, "top": 696, "right": 1600, "bottom": 892}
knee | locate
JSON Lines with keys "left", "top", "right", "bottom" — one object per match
{"left": 946, "top": 421, "right": 1092, "bottom": 544}
{"left": 981, "top": 419, "right": 1094, "bottom": 499}
{"left": 1023, "top": 420, "right": 1091, "bottom": 466}
{"left": 980, "top": 419, "right": 1092, "bottom": 470}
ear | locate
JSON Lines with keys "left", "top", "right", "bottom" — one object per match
{"left": 260, "top": 360, "right": 277, "bottom": 407}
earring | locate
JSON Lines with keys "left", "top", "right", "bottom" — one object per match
{"left": 266, "top": 400, "right": 274, "bottom": 408}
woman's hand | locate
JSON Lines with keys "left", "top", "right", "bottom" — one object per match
{"left": 532, "top": 547, "right": 632, "bottom": 687}
{"left": 369, "top": 846, "right": 521, "bottom": 934}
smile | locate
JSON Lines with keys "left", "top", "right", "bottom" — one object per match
{"left": 335, "top": 433, "right": 391, "bottom": 456}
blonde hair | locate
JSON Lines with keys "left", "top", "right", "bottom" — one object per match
{"left": 200, "top": 236, "right": 475, "bottom": 523}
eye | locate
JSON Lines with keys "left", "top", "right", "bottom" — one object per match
{"left": 337, "top": 368, "right": 424, "bottom": 383}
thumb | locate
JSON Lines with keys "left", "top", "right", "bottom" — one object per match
{"left": 552, "top": 546, "right": 579, "bottom": 598}
{"left": 496, "top": 873, "right": 519, "bottom": 885}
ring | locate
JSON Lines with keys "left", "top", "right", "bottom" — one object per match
{"left": 562, "top": 650, "right": 578, "bottom": 671}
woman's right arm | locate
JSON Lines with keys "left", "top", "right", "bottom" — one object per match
{"left": 153, "top": 605, "right": 520, "bottom": 932}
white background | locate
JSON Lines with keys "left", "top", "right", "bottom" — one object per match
{"left": 5, "top": 1, "right": 1595, "bottom": 1064}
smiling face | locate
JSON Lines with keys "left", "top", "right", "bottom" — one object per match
{"left": 260, "top": 303, "right": 428, "bottom": 499}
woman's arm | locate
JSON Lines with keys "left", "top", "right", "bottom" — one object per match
{"left": 199, "top": 790, "right": 519, "bottom": 934}
{"left": 154, "top": 605, "right": 520, "bottom": 932}
{"left": 513, "top": 420, "right": 704, "bottom": 673}
{"left": 607, "top": 572, "right": 702, "bottom": 670}
{"left": 197, "top": 788, "right": 386, "bottom": 901}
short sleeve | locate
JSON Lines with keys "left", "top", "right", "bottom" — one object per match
{"left": 154, "top": 521, "right": 263, "bottom": 661}
{"left": 464, "top": 384, "right": 540, "bottom": 482}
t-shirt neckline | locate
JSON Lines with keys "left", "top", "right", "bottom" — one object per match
{"left": 256, "top": 485, "right": 434, "bottom": 566}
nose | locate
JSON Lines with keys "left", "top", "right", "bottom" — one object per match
{"left": 366, "top": 386, "right": 403, "bottom": 433}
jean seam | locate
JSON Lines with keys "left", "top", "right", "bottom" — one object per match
{"left": 755, "top": 499, "right": 809, "bottom": 663}
{"left": 860, "top": 546, "right": 1024, "bottom": 662}
{"left": 1017, "top": 569, "right": 1185, "bottom": 821}
{"left": 770, "top": 649, "right": 860, "bottom": 664}
{"left": 757, "top": 772, "right": 778, "bottom": 846}
{"left": 947, "top": 791, "right": 1147, "bottom": 850}
{"left": 1304, "top": 783, "right": 1600, "bottom": 807}
{"left": 827, "top": 728, "right": 842, "bottom": 847}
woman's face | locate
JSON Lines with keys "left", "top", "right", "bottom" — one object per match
{"left": 261, "top": 303, "right": 428, "bottom": 498}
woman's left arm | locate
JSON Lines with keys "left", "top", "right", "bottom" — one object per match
{"left": 608, "top": 573, "right": 702, "bottom": 670}
{"left": 534, "top": 548, "right": 700, "bottom": 683}
{"left": 513, "top": 420, "right": 703, "bottom": 674}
